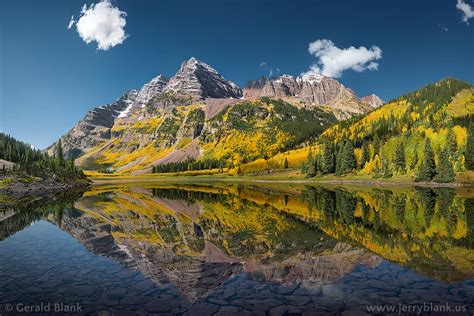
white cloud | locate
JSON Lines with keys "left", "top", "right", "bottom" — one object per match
{"left": 457, "top": 0, "right": 474, "bottom": 24}
{"left": 70, "top": 0, "right": 128, "bottom": 51}
{"left": 67, "top": 15, "right": 75, "bottom": 29}
{"left": 303, "top": 39, "right": 382, "bottom": 78}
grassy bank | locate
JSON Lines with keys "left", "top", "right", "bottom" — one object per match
{"left": 86, "top": 168, "right": 474, "bottom": 187}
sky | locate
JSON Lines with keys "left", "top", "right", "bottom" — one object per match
{"left": 0, "top": 0, "right": 473, "bottom": 149}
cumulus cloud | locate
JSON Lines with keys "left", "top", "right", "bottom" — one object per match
{"left": 68, "top": 0, "right": 128, "bottom": 51}
{"left": 303, "top": 39, "right": 382, "bottom": 78}
{"left": 457, "top": 0, "right": 474, "bottom": 24}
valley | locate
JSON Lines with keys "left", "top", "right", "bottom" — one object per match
{"left": 39, "top": 58, "right": 473, "bottom": 187}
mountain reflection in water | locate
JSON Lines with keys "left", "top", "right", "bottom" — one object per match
{"left": 0, "top": 183, "right": 473, "bottom": 315}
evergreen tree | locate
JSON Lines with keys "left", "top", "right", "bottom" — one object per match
{"left": 394, "top": 140, "right": 406, "bottom": 172}
{"left": 373, "top": 135, "right": 381, "bottom": 158}
{"left": 305, "top": 150, "right": 316, "bottom": 177}
{"left": 55, "top": 139, "right": 64, "bottom": 165}
{"left": 361, "top": 141, "right": 370, "bottom": 169}
{"left": 373, "top": 159, "right": 381, "bottom": 179}
{"left": 341, "top": 141, "right": 356, "bottom": 173}
{"left": 416, "top": 138, "right": 437, "bottom": 181}
{"left": 322, "top": 144, "right": 335, "bottom": 174}
{"left": 284, "top": 157, "right": 289, "bottom": 169}
{"left": 315, "top": 154, "right": 322, "bottom": 176}
{"left": 410, "top": 149, "right": 418, "bottom": 170}
{"left": 335, "top": 145, "right": 343, "bottom": 176}
{"left": 435, "top": 147, "right": 455, "bottom": 183}
{"left": 466, "top": 121, "right": 474, "bottom": 170}
{"left": 445, "top": 128, "right": 458, "bottom": 155}
{"left": 382, "top": 159, "right": 392, "bottom": 178}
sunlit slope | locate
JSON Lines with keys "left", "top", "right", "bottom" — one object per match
{"left": 77, "top": 99, "right": 336, "bottom": 174}
{"left": 239, "top": 78, "right": 474, "bottom": 177}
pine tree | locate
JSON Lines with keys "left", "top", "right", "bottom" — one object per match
{"left": 373, "top": 135, "right": 381, "bottom": 158}
{"left": 466, "top": 121, "right": 474, "bottom": 170}
{"left": 416, "top": 138, "right": 437, "bottom": 181}
{"left": 322, "top": 144, "right": 334, "bottom": 174}
{"left": 284, "top": 157, "right": 289, "bottom": 169}
{"left": 410, "top": 149, "right": 418, "bottom": 170}
{"left": 394, "top": 140, "right": 406, "bottom": 172}
{"left": 55, "top": 139, "right": 64, "bottom": 164}
{"left": 335, "top": 145, "right": 343, "bottom": 176}
{"left": 361, "top": 141, "right": 370, "bottom": 169}
{"left": 435, "top": 147, "right": 455, "bottom": 183}
{"left": 341, "top": 141, "right": 356, "bottom": 173}
{"left": 315, "top": 154, "right": 322, "bottom": 176}
{"left": 382, "top": 159, "right": 392, "bottom": 178}
{"left": 305, "top": 150, "right": 316, "bottom": 177}
{"left": 446, "top": 128, "right": 458, "bottom": 155}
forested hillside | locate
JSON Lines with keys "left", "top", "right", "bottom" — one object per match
{"left": 292, "top": 78, "right": 474, "bottom": 182}
{"left": 231, "top": 78, "right": 473, "bottom": 183}
{"left": 77, "top": 98, "right": 337, "bottom": 174}
{"left": 0, "top": 133, "right": 85, "bottom": 180}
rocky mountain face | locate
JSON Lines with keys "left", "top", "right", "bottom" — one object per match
{"left": 360, "top": 94, "right": 385, "bottom": 108}
{"left": 163, "top": 57, "right": 242, "bottom": 100}
{"left": 76, "top": 97, "right": 336, "bottom": 174}
{"left": 46, "top": 90, "right": 138, "bottom": 159}
{"left": 244, "top": 74, "right": 383, "bottom": 119}
{"left": 133, "top": 75, "right": 169, "bottom": 108}
{"left": 50, "top": 57, "right": 383, "bottom": 169}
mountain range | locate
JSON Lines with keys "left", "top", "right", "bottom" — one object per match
{"left": 47, "top": 57, "right": 383, "bottom": 173}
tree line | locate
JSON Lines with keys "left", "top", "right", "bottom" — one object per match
{"left": 152, "top": 158, "right": 226, "bottom": 173}
{"left": 302, "top": 121, "right": 474, "bottom": 183}
{"left": 0, "top": 133, "right": 84, "bottom": 180}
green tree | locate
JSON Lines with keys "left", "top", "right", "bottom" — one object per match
{"left": 55, "top": 139, "right": 64, "bottom": 165}
{"left": 373, "top": 135, "right": 381, "bottom": 158}
{"left": 435, "top": 147, "right": 455, "bottom": 183}
{"left": 382, "top": 159, "right": 392, "bottom": 178}
{"left": 283, "top": 157, "right": 289, "bottom": 169}
{"left": 416, "top": 138, "right": 437, "bottom": 181}
{"left": 466, "top": 121, "right": 474, "bottom": 170}
{"left": 361, "top": 141, "right": 370, "bottom": 169}
{"left": 394, "top": 140, "right": 406, "bottom": 172}
{"left": 341, "top": 141, "right": 356, "bottom": 173}
{"left": 446, "top": 128, "right": 458, "bottom": 155}
{"left": 305, "top": 150, "right": 316, "bottom": 177}
{"left": 335, "top": 145, "right": 344, "bottom": 176}
{"left": 410, "top": 149, "right": 418, "bottom": 170}
{"left": 322, "top": 144, "right": 335, "bottom": 174}
{"left": 315, "top": 154, "right": 323, "bottom": 176}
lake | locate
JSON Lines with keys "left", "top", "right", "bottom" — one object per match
{"left": 0, "top": 182, "right": 473, "bottom": 315}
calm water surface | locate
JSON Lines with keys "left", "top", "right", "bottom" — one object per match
{"left": 0, "top": 183, "right": 473, "bottom": 315}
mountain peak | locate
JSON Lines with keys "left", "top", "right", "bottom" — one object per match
{"left": 361, "top": 94, "right": 384, "bottom": 108}
{"left": 163, "top": 58, "right": 242, "bottom": 99}
{"left": 299, "top": 73, "right": 326, "bottom": 84}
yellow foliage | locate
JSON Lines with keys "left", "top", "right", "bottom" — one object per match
{"left": 447, "top": 88, "right": 474, "bottom": 118}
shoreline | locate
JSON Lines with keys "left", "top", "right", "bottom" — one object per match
{"left": 0, "top": 175, "right": 91, "bottom": 208}
{"left": 88, "top": 174, "right": 472, "bottom": 188}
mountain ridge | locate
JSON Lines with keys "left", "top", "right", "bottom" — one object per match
{"left": 49, "top": 57, "right": 385, "bottom": 173}
{"left": 236, "top": 77, "right": 474, "bottom": 180}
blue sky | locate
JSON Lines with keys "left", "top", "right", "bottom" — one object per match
{"left": 0, "top": 0, "right": 473, "bottom": 149}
